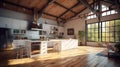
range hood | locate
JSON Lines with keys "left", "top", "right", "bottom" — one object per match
{"left": 32, "top": 22, "right": 39, "bottom": 28}
{"left": 31, "top": 8, "right": 39, "bottom": 29}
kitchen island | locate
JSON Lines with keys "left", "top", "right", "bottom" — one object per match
{"left": 12, "top": 40, "right": 48, "bottom": 58}
{"left": 12, "top": 39, "right": 78, "bottom": 58}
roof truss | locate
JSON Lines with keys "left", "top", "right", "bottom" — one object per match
{"left": 57, "top": 1, "right": 81, "bottom": 19}
{"left": 0, "top": 0, "right": 102, "bottom": 23}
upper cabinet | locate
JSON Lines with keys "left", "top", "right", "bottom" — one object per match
{"left": 11, "top": 29, "right": 26, "bottom": 35}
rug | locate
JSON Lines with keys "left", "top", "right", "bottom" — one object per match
{"left": 96, "top": 52, "right": 108, "bottom": 57}
{"left": 96, "top": 52, "right": 120, "bottom": 59}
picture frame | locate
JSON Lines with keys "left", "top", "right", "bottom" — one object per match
{"left": 67, "top": 28, "right": 74, "bottom": 35}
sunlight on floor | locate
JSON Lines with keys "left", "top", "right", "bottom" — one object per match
{"left": 7, "top": 46, "right": 105, "bottom": 66}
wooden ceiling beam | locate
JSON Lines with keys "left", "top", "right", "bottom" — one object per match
{"left": 102, "top": 0, "right": 115, "bottom": 5}
{"left": 57, "top": 1, "right": 81, "bottom": 19}
{"left": 79, "top": 0, "right": 96, "bottom": 13}
{"left": 0, "top": 0, "right": 33, "bottom": 11}
{"left": 43, "top": 12, "right": 65, "bottom": 20}
{"left": 53, "top": 1, "right": 76, "bottom": 14}
{"left": 38, "top": 0, "right": 55, "bottom": 18}
{"left": 69, "top": 1, "right": 97, "bottom": 19}
{"left": 38, "top": 0, "right": 57, "bottom": 18}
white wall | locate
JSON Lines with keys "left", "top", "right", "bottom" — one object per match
{"left": 0, "top": 8, "right": 31, "bottom": 29}
{"left": 0, "top": 8, "right": 32, "bottom": 21}
{"left": 0, "top": 8, "right": 59, "bottom": 30}
{"left": 64, "top": 18, "right": 85, "bottom": 39}
{"left": 38, "top": 18, "right": 57, "bottom": 25}
{"left": 0, "top": 16, "right": 58, "bottom": 30}
{"left": 0, "top": 17, "right": 28, "bottom": 29}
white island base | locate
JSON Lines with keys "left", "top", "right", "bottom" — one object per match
{"left": 49, "top": 39, "right": 78, "bottom": 51}
{"left": 12, "top": 40, "right": 48, "bottom": 58}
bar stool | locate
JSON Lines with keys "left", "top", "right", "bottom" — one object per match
{"left": 15, "top": 45, "right": 29, "bottom": 59}
{"left": 15, "top": 45, "right": 23, "bottom": 59}
{"left": 21, "top": 45, "right": 30, "bottom": 58}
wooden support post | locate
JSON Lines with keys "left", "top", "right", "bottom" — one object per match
{"left": 85, "top": 20, "right": 87, "bottom": 46}
{"left": 97, "top": 0, "right": 101, "bottom": 41}
{"left": 79, "top": 0, "right": 96, "bottom": 13}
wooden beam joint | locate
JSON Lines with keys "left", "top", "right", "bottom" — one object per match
{"left": 57, "top": 1, "right": 81, "bottom": 20}
{"left": 38, "top": 0, "right": 57, "bottom": 18}
{"left": 53, "top": 1, "right": 76, "bottom": 14}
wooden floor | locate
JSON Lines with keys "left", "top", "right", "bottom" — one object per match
{"left": 0, "top": 46, "right": 120, "bottom": 67}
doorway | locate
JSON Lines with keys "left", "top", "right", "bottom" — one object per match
{"left": 0, "top": 28, "right": 10, "bottom": 49}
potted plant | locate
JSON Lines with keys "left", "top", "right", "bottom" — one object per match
{"left": 78, "top": 31, "right": 85, "bottom": 46}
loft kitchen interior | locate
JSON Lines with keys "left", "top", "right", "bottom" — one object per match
{"left": 0, "top": 0, "right": 120, "bottom": 67}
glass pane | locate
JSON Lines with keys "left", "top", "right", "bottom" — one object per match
{"left": 109, "top": 27, "right": 114, "bottom": 32}
{"left": 95, "top": 38, "right": 98, "bottom": 41}
{"left": 106, "top": 33, "right": 109, "bottom": 37}
{"left": 102, "top": 5, "right": 106, "bottom": 8}
{"left": 91, "top": 37, "right": 94, "bottom": 41}
{"left": 91, "top": 15, "right": 94, "bottom": 18}
{"left": 94, "top": 33, "right": 98, "bottom": 37}
{"left": 88, "top": 29, "right": 91, "bottom": 32}
{"left": 102, "top": 33, "right": 106, "bottom": 37}
{"left": 116, "top": 31, "right": 120, "bottom": 37}
{"left": 102, "top": 37, "right": 106, "bottom": 41}
{"left": 110, "top": 37, "right": 114, "bottom": 42}
{"left": 102, "top": 12, "right": 107, "bottom": 16}
{"left": 109, "top": 33, "right": 114, "bottom": 37}
{"left": 88, "top": 24, "right": 91, "bottom": 28}
{"left": 102, "top": 28, "right": 106, "bottom": 32}
{"left": 115, "top": 33, "right": 119, "bottom": 41}
{"left": 109, "top": 21, "right": 114, "bottom": 26}
{"left": 106, "top": 27, "right": 109, "bottom": 32}
{"left": 91, "top": 29, "right": 94, "bottom": 32}
{"left": 111, "top": 10, "right": 116, "bottom": 14}
{"left": 99, "top": 22, "right": 101, "bottom": 27}
{"left": 115, "top": 37, "right": 119, "bottom": 42}
{"left": 106, "top": 21, "right": 109, "bottom": 27}
{"left": 102, "top": 22, "right": 106, "bottom": 27}
{"left": 106, "top": 7, "right": 109, "bottom": 10}
{"left": 102, "top": 7, "right": 106, "bottom": 11}
{"left": 115, "top": 26, "right": 120, "bottom": 31}
{"left": 106, "top": 38, "right": 109, "bottom": 42}
{"left": 91, "top": 24, "right": 94, "bottom": 28}
{"left": 95, "top": 23, "right": 98, "bottom": 28}
{"left": 95, "top": 28, "right": 98, "bottom": 32}
{"left": 115, "top": 20, "right": 120, "bottom": 25}
{"left": 88, "top": 33, "right": 92, "bottom": 37}
{"left": 107, "top": 11, "right": 110, "bottom": 15}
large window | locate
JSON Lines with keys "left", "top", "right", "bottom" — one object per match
{"left": 87, "top": 12, "right": 97, "bottom": 19}
{"left": 87, "top": 5, "right": 118, "bottom": 20}
{"left": 101, "top": 5, "right": 117, "bottom": 16}
{"left": 87, "top": 19, "right": 120, "bottom": 42}
{"left": 87, "top": 23, "right": 98, "bottom": 41}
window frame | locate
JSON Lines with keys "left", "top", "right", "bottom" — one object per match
{"left": 86, "top": 18, "right": 120, "bottom": 43}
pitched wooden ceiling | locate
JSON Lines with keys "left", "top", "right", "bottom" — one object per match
{"left": 0, "top": 0, "right": 94, "bottom": 21}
